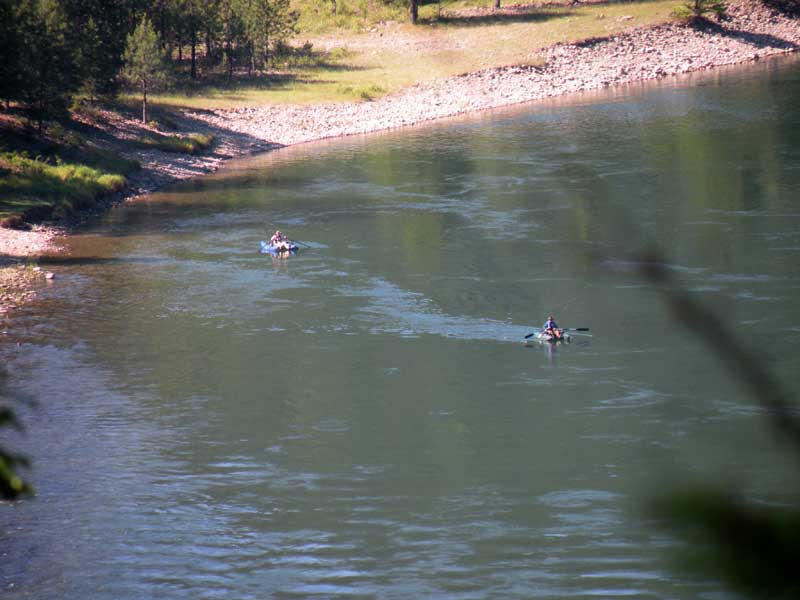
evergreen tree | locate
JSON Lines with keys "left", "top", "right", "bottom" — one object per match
{"left": 181, "top": 0, "right": 203, "bottom": 79}
{"left": 265, "top": 0, "right": 298, "bottom": 65}
{"left": 220, "top": 0, "right": 245, "bottom": 81}
{"left": 0, "top": 0, "right": 22, "bottom": 109}
{"left": 239, "top": 0, "right": 298, "bottom": 70}
{"left": 201, "top": 0, "right": 223, "bottom": 67}
{"left": 0, "top": 406, "right": 32, "bottom": 500}
{"left": 675, "top": 0, "right": 728, "bottom": 20}
{"left": 15, "top": 0, "right": 78, "bottom": 132}
{"left": 75, "top": 17, "right": 106, "bottom": 101}
{"left": 59, "top": 0, "right": 138, "bottom": 100}
{"left": 122, "top": 16, "right": 170, "bottom": 123}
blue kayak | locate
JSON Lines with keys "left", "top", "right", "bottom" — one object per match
{"left": 261, "top": 240, "right": 298, "bottom": 254}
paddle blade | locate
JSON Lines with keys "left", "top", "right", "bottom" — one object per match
{"left": 524, "top": 333, "right": 535, "bottom": 339}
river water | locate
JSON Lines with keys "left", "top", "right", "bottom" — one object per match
{"left": 3, "top": 57, "right": 800, "bottom": 599}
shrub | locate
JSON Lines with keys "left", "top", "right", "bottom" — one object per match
{"left": 337, "top": 83, "right": 386, "bottom": 101}
{"left": 673, "top": 0, "right": 728, "bottom": 21}
{"left": 137, "top": 132, "right": 213, "bottom": 154}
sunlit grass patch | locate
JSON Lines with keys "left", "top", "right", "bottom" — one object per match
{"left": 336, "top": 83, "right": 387, "bottom": 101}
{"left": 0, "top": 151, "right": 135, "bottom": 224}
{"left": 136, "top": 132, "right": 214, "bottom": 154}
{"left": 293, "top": 0, "right": 407, "bottom": 33}
{"left": 151, "top": 0, "right": 679, "bottom": 109}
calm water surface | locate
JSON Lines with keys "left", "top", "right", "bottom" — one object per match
{"left": 3, "top": 57, "right": 800, "bottom": 599}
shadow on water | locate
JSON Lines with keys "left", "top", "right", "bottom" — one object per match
{"left": 29, "top": 256, "right": 171, "bottom": 267}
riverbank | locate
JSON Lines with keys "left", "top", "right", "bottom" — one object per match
{"left": 0, "top": 0, "right": 797, "bottom": 317}
{"left": 189, "top": 0, "right": 798, "bottom": 145}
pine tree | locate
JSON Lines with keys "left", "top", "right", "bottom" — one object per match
{"left": 122, "top": 16, "right": 170, "bottom": 124}
{"left": 0, "top": 0, "right": 21, "bottom": 109}
{"left": 76, "top": 17, "right": 106, "bottom": 101}
{"left": 238, "top": 0, "right": 298, "bottom": 70}
{"left": 15, "top": 0, "right": 78, "bottom": 132}
{"left": 265, "top": 0, "right": 298, "bottom": 65}
{"left": 62, "top": 0, "right": 136, "bottom": 99}
{"left": 675, "top": 0, "right": 728, "bottom": 20}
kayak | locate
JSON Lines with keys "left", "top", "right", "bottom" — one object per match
{"left": 261, "top": 240, "right": 298, "bottom": 254}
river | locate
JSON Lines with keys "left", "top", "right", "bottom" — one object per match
{"left": 2, "top": 56, "right": 800, "bottom": 599}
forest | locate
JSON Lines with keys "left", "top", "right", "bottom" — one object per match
{"left": 0, "top": 0, "right": 445, "bottom": 129}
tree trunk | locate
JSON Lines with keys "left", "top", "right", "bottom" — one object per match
{"left": 142, "top": 82, "right": 147, "bottom": 124}
{"left": 226, "top": 38, "right": 233, "bottom": 83}
{"left": 36, "top": 77, "right": 44, "bottom": 136}
{"left": 160, "top": 9, "right": 167, "bottom": 47}
{"left": 191, "top": 28, "right": 197, "bottom": 79}
{"left": 494, "top": 0, "right": 501, "bottom": 8}
{"left": 409, "top": 0, "right": 418, "bottom": 24}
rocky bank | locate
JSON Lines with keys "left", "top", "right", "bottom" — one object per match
{"left": 1, "top": 0, "right": 798, "bottom": 318}
{"left": 189, "top": 1, "right": 799, "bottom": 145}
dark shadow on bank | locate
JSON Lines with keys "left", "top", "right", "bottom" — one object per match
{"left": 431, "top": 7, "right": 575, "bottom": 27}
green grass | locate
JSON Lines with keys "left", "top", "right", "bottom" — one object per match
{"left": 148, "top": 0, "right": 681, "bottom": 109}
{"left": 0, "top": 143, "right": 139, "bottom": 225}
{"left": 293, "top": 0, "right": 407, "bottom": 33}
{"left": 137, "top": 132, "right": 214, "bottom": 154}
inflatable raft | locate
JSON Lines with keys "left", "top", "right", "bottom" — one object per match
{"left": 535, "top": 330, "right": 571, "bottom": 343}
{"left": 261, "top": 240, "right": 298, "bottom": 255}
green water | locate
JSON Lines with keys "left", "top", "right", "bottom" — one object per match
{"left": 2, "top": 57, "right": 800, "bottom": 599}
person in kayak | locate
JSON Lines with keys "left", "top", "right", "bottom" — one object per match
{"left": 543, "top": 315, "right": 563, "bottom": 340}
{"left": 269, "top": 230, "right": 292, "bottom": 251}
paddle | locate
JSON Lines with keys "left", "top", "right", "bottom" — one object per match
{"left": 524, "top": 327, "right": 590, "bottom": 339}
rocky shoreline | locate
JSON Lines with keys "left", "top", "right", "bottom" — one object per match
{"left": 189, "top": 1, "right": 799, "bottom": 146}
{"left": 1, "top": 0, "right": 798, "bottom": 318}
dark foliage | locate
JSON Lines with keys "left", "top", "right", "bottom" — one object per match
{"left": 640, "top": 254, "right": 800, "bottom": 599}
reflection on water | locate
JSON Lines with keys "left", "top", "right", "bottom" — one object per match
{"left": 2, "top": 56, "right": 800, "bottom": 599}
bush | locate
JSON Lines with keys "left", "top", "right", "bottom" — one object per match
{"left": 337, "top": 83, "right": 386, "bottom": 101}
{"left": 673, "top": 0, "right": 728, "bottom": 21}
{"left": 137, "top": 132, "right": 214, "bottom": 154}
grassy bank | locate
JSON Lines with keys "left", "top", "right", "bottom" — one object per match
{"left": 0, "top": 124, "right": 140, "bottom": 226}
{"left": 0, "top": 102, "right": 219, "bottom": 227}
{"left": 2, "top": 0, "right": 682, "bottom": 228}
{"left": 151, "top": 0, "right": 680, "bottom": 109}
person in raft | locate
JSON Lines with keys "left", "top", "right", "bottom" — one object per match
{"left": 543, "top": 315, "right": 563, "bottom": 340}
{"left": 269, "top": 230, "right": 292, "bottom": 250}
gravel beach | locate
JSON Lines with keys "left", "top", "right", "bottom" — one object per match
{"left": 1, "top": 0, "right": 797, "bottom": 316}
{"left": 189, "top": 1, "right": 799, "bottom": 146}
